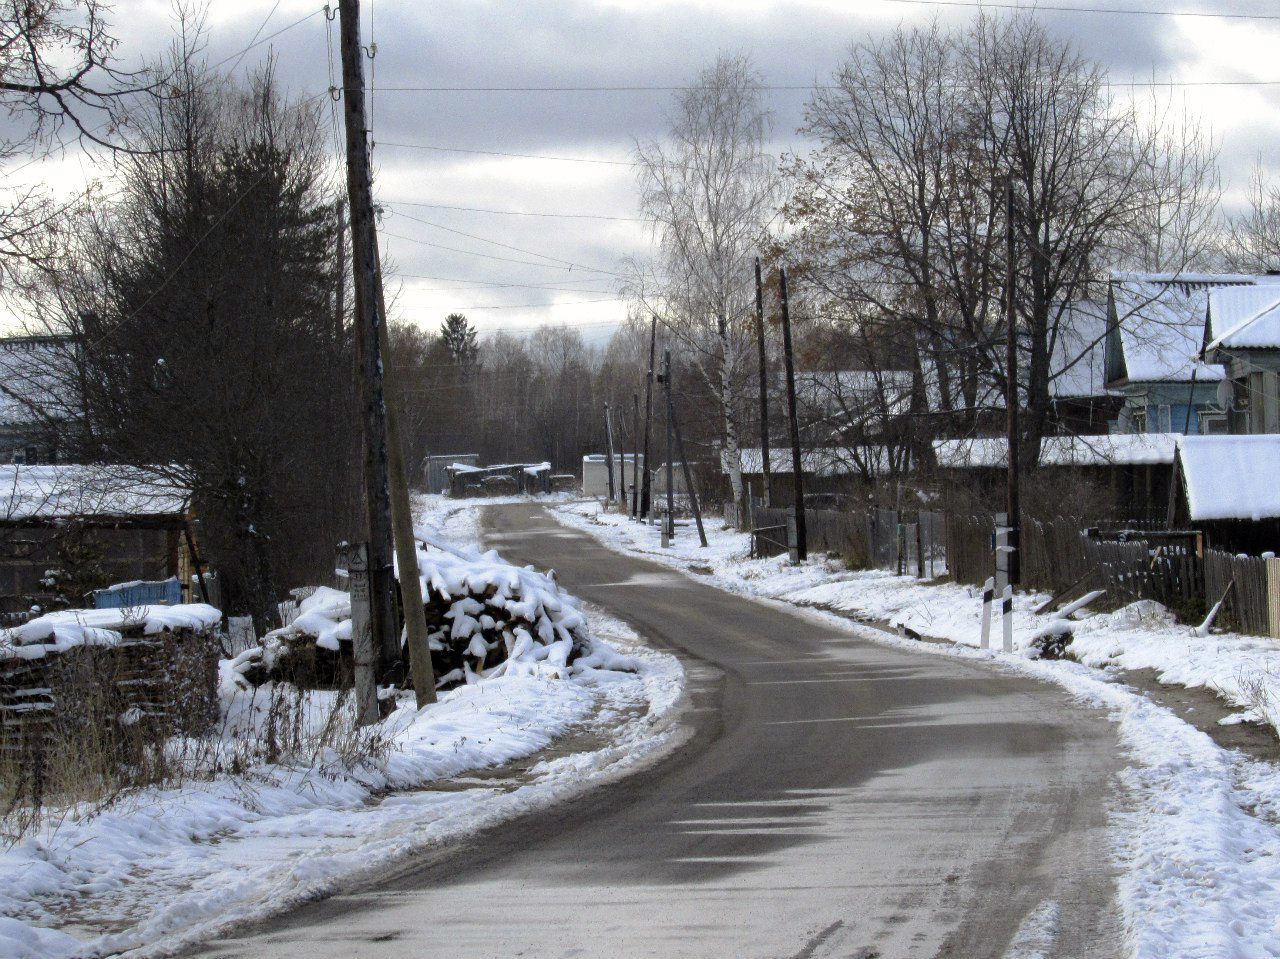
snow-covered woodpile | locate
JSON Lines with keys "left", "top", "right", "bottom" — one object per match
{"left": 246, "top": 542, "right": 635, "bottom": 691}
{"left": 0, "top": 604, "right": 224, "bottom": 758}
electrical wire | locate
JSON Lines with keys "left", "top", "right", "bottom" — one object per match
{"left": 377, "top": 140, "right": 635, "bottom": 166}
{"left": 382, "top": 230, "right": 621, "bottom": 274}
{"left": 387, "top": 208, "right": 623, "bottom": 273}
{"left": 380, "top": 198, "right": 643, "bottom": 222}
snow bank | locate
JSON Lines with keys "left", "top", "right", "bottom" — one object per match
{"left": 0, "top": 502, "right": 684, "bottom": 959}
{"left": 550, "top": 498, "right": 1280, "bottom": 959}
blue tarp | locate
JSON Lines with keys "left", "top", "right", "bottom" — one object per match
{"left": 91, "top": 577, "right": 182, "bottom": 609}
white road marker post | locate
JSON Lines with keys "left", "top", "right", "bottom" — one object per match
{"left": 980, "top": 576, "right": 994, "bottom": 649}
{"left": 1002, "top": 584, "right": 1014, "bottom": 653}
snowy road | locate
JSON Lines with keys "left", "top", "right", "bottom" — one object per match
{"left": 193, "top": 503, "right": 1123, "bottom": 959}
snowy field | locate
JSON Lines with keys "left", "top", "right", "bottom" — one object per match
{"left": 0, "top": 498, "right": 686, "bottom": 959}
{"left": 552, "top": 498, "right": 1280, "bottom": 959}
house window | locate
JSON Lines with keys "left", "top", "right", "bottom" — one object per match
{"left": 1199, "top": 411, "right": 1228, "bottom": 435}
{"left": 1131, "top": 408, "right": 1147, "bottom": 433}
{"left": 1157, "top": 404, "right": 1172, "bottom": 433}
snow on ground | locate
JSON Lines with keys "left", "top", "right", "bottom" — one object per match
{"left": 0, "top": 497, "right": 685, "bottom": 959}
{"left": 551, "top": 498, "right": 1280, "bottom": 959}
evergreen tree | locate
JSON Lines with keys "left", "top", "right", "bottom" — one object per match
{"left": 441, "top": 313, "right": 480, "bottom": 369}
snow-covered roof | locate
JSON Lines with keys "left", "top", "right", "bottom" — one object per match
{"left": 730, "top": 446, "right": 902, "bottom": 476}
{"left": 1052, "top": 300, "right": 1113, "bottom": 399}
{"left": 1108, "top": 280, "right": 1225, "bottom": 384}
{"left": 1205, "top": 285, "right": 1280, "bottom": 351}
{"left": 0, "top": 464, "right": 190, "bottom": 521}
{"left": 1, "top": 603, "right": 221, "bottom": 657}
{"left": 935, "top": 433, "right": 1178, "bottom": 469}
{"left": 795, "top": 370, "right": 913, "bottom": 418}
{"left": 1178, "top": 435, "right": 1280, "bottom": 521}
{"left": 0, "top": 335, "right": 78, "bottom": 428}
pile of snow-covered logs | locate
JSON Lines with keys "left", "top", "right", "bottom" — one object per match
{"left": 0, "top": 605, "right": 224, "bottom": 763}
{"left": 242, "top": 541, "right": 634, "bottom": 691}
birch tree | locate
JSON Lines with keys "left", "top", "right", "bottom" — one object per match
{"left": 635, "top": 54, "right": 779, "bottom": 506}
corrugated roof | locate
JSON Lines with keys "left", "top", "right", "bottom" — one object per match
{"left": 1205, "top": 285, "right": 1280, "bottom": 351}
{"left": 0, "top": 465, "right": 189, "bottom": 520}
{"left": 1110, "top": 280, "right": 1225, "bottom": 384}
{"left": 935, "top": 433, "right": 1178, "bottom": 468}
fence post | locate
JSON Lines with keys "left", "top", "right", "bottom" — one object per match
{"left": 1002, "top": 584, "right": 1014, "bottom": 653}
{"left": 980, "top": 576, "right": 994, "bottom": 649}
{"left": 787, "top": 514, "right": 799, "bottom": 565}
{"left": 1268, "top": 557, "right": 1280, "bottom": 639}
{"left": 338, "top": 541, "right": 380, "bottom": 726}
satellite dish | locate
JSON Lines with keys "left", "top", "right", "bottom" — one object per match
{"left": 1216, "top": 378, "right": 1233, "bottom": 410}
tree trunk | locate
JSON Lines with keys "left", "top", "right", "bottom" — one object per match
{"left": 718, "top": 322, "right": 744, "bottom": 505}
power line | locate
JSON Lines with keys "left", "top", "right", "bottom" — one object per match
{"left": 440, "top": 297, "right": 626, "bottom": 310}
{"left": 870, "top": 0, "right": 1280, "bottom": 20}
{"left": 382, "top": 230, "right": 620, "bottom": 274}
{"left": 366, "top": 75, "right": 1280, "bottom": 93}
{"left": 222, "top": 0, "right": 283, "bottom": 77}
{"left": 210, "top": 6, "right": 326, "bottom": 71}
{"left": 387, "top": 210, "right": 625, "bottom": 275}
{"left": 380, "top": 198, "right": 644, "bottom": 222}
{"left": 392, "top": 273, "right": 616, "bottom": 292}
{"left": 377, "top": 140, "right": 635, "bottom": 166}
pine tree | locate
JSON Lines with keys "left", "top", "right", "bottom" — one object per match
{"left": 441, "top": 313, "right": 480, "bottom": 369}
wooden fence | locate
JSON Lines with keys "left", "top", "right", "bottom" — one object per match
{"left": 749, "top": 504, "right": 1280, "bottom": 637}
{"left": 1204, "top": 549, "right": 1272, "bottom": 636}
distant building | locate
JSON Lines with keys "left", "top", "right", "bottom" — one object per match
{"left": 1202, "top": 284, "right": 1280, "bottom": 434}
{"left": 1104, "top": 273, "right": 1280, "bottom": 435}
{"left": 0, "top": 334, "right": 80, "bottom": 464}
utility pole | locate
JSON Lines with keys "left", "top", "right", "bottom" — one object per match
{"left": 631, "top": 392, "right": 640, "bottom": 517}
{"left": 640, "top": 316, "right": 657, "bottom": 519}
{"left": 755, "top": 258, "right": 772, "bottom": 507}
{"left": 339, "top": 0, "right": 400, "bottom": 691}
{"left": 779, "top": 268, "right": 806, "bottom": 561}
{"left": 1004, "top": 179, "right": 1021, "bottom": 586}
{"left": 374, "top": 282, "right": 436, "bottom": 707}
{"left": 663, "top": 349, "right": 675, "bottom": 545}
{"left": 671, "top": 406, "right": 707, "bottom": 547}
{"left": 334, "top": 200, "right": 346, "bottom": 344}
{"left": 604, "top": 403, "right": 616, "bottom": 505}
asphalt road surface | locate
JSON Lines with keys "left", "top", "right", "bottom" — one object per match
{"left": 194, "top": 503, "right": 1123, "bottom": 959}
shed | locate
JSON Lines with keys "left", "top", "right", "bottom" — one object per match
{"left": 0, "top": 464, "right": 202, "bottom": 612}
{"left": 1171, "top": 435, "right": 1280, "bottom": 553}
{"left": 935, "top": 433, "right": 1178, "bottom": 515}
{"left": 582, "top": 454, "right": 643, "bottom": 498}
{"left": 423, "top": 453, "right": 479, "bottom": 494}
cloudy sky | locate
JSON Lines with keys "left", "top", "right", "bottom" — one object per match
{"left": 13, "top": 0, "right": 1280, "bottom": 342}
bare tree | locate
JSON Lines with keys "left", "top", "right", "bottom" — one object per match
{"left": 1224, "top": 162, "right": 1280, "bottom": 273}
{"left": 785, "top": 15, "right": 1219, "bottom": 469}
{"left": 635, "top": 53, "right": 779, "bottom": 506}
{"left": 0, "top": 0, "right": 172, "bottom": 288}
{"left": 1123, "top": 93, "right": 1223, "bottom": 273}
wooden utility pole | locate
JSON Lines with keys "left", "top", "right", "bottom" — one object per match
{"left": 374, "top": 282, "right": 436, "bottom": 707}
{"left": 755, "top": 258, "right": 772, "bottom": 507}
{"left": 671, "top": 406, "right": 707, "bottom": 547}
{"left": 1004, "top": 179, "right": 1021, "bottom": 586}
{"left": 334, "top": 200, "right": 346, "bottom": 344}
{"left": 631, "top": 392, "right": 640, "bottom": 517}
{"left": 640, "top": 316, "right": 657, "bottom": 519}
{"left": 338, "top": 0, "right": 400, "bottom": 689}
{"left": 663, "top": 349, "right": 675, "bottom": 544}
{"left": 604, "top": 403, "right": 616, "bottom": 504}
{"left": 779, "top": 268, "right": 806, "bottom": 561}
